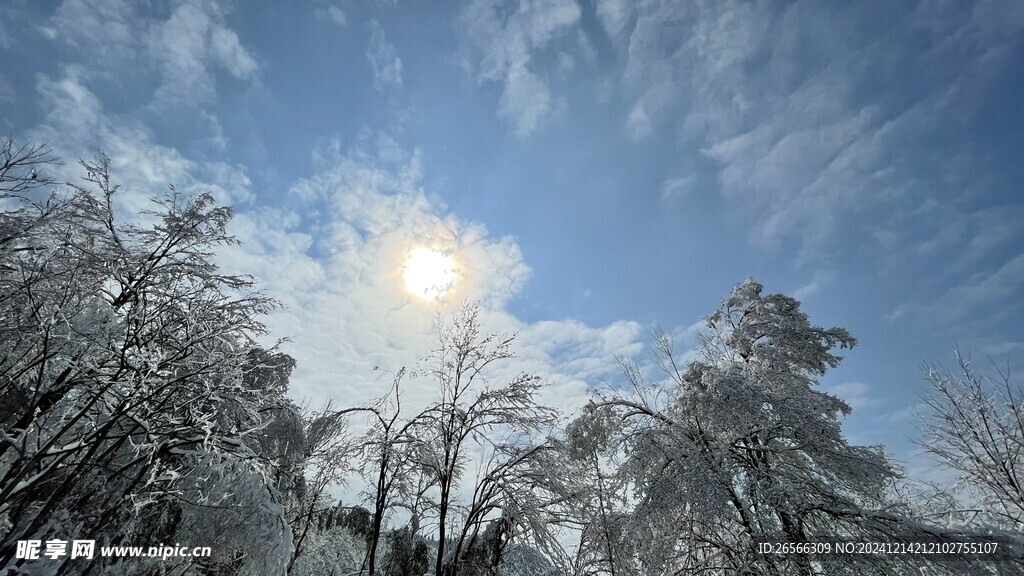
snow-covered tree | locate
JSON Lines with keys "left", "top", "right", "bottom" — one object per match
{"left": 293, "top": 305, "right": 561, "bottom": 576}
{"left": 285, "top": 402, "right": 363, "bottom": 573}
{"left": 558, "top": 414, "right": 633, "bottom": 576}
{"left": 337, "top": 367, "right": 428, "bottom": 576}
{"left": 918, "top": 352, "right": 1024, "bottom": 531}
{"left": 410, "top": 304, "right": 558, "bottom": 576}
{"left": 562, "top": 278, "right": 1001, "bottom": 575}
{"left": 0, "top": 150, "right": 292, "bottom": 574}
{"left": 0, "top": 139, "right": 57, "bottom": 200}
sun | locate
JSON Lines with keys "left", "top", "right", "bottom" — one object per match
{"left": 403, "top": 247, "right": 457, "bottom": 301}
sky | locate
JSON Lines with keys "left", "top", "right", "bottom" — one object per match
{"left": 1, "top": 0, "right": 1022, "bottom": 477}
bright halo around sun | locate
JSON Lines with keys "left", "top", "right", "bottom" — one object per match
{"left": 403, "top": 247, "right": 457, "bottom": 301}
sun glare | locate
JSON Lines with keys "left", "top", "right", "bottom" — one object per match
{"left": 403, "top": 247, "right": 457, "bottom": 301}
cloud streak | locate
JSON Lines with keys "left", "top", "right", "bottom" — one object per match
{"left": 606, "top": 0, "right": 1024, "bottom": 260}
{"left": 367, "top": 19, "right": 403, "bottom": 93}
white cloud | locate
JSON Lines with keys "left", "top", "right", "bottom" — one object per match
{"left": 49, "top": 0, "right": 139, "bottom": 67}
{"left": 201, "top": 111, "right": 229, "bottom": 151}
{"left": 913, "top": 204, "right": 1024, "bottom": 274}
{"left": 884, "top": 306, "right": 906, "bottom": 322}
{"left": 367, "top": 19, "right": 403, "bottom": 93}
{"left": 977, "top": 340, "right": 1024, "bottom": 358}
{"left": 209, "top": 26, "right": 258, "bottom": 78}
{"left": 514, "top": 318, "right": 644, "bottom": 413}
{"left": 499, "top": 65, "right": 558, "bottom": 137}
{"left": 615, "top": 0, "right": 1024, "bottom": 255}
{"left": 792, "top": 271, "right": 832, "bottom": 301}
{"left": 824, "top": 381, "right": 873, "bottom": 411}
{"left": 461, "top": 0, "right": 581, "bottom": 136}
{"left": 149, "top": 0, "right": 257, "bottom": 105}
{"left": 595, "top": 0, "right": 633, "bottom": 38}
{"left": 659, "top": 175, "right": 694, "bottom": 201}
{"left": 881, "top": 251, "right": 1024, "bottom": 334}
{"left": 315, "top": 2, "right": 348, "bottom": 27}
{"left": 28, "top": 67, "right": 254, "bottom": 214}
{"left": 626, "top": 101, "right": 651, "bottom": 141}
{"left": 47, "top": 0, "right": 258, "bottom": 107}
{"left": 933, "top": 253, "right": 1024, "bottom": 324}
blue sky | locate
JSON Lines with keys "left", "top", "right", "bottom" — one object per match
{"left": 2, "top": 0, "right": 1022, "bottom": 474}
